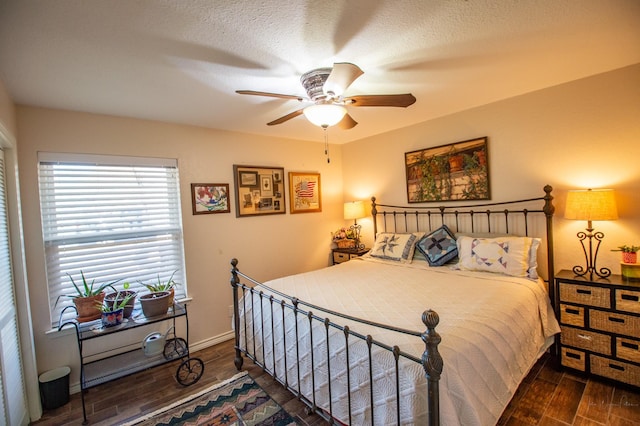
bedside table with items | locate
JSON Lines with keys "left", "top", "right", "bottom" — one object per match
{"left": 555, "top": 269, "right": 640, "bottom": 388}
{"left": 332, "top": 247, "right": 369, "bottom": 265}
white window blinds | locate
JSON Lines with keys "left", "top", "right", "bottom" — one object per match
{"left": 38, "top": 153, "right": 187, "bottom": 326}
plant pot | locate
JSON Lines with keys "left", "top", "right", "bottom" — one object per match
{"left": 104, "top": 291, "right": 137, "bottom": 318}
{"left": 622, "top": 252, "right": 637, "bottom": 264}
{"left": 101, "top": 308, "right": 124, "bottom": 328}
{"left": 139, "top": 291, "right": 171, "bottom": 318}
{"left": 73, "top": 293, "right": 105, "bottom": 323}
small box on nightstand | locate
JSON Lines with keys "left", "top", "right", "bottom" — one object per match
{"left": 621, "top": 262, "right": 640, "bottom": 281}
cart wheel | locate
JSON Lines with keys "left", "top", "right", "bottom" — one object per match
{"left": 176, "top": 357, "right": 204, "bottom": 386}
{"left": 163, "top": 337, "right": 188, "bottom": 360}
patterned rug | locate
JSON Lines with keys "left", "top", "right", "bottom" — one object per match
{"left": 122, "top": 371, "right": 297, "bottom": 425}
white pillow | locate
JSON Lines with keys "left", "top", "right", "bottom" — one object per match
{"left": 369, "top": 232, "right": 421, "bottom": 263}
{"left": 455, "top": 236, "right": 538, "bottom": 278}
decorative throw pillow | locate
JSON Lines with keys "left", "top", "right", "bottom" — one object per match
{"left": 416, "top": 225, "right": 458, "bottom": 266}
{"left": 455, "top": 236, "right": 535, "bottom": 278}
{"left": 369, "top": 232, "right": 420, "bottom": 263}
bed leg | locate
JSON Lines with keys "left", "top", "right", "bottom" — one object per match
{"left": 421, "top": 309, "right": 443, "bottom": 426}
{"left": 230, "top": 258, "right": 244, "bottom": 370}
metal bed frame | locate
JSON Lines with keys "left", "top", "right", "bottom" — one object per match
{"left": 230, "top": 185, "right": 555, "bottom": 425}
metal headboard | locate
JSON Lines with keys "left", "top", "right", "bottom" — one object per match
{"left": 371, "top": 185, "right": 556, "bottom": 294}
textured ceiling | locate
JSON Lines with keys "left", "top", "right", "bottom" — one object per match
{"left": 0, "top": 0, "right": 638, "bottom": 144}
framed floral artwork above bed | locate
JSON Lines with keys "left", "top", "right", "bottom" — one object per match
{"left": 288, "top": 172, "right": 321, "bottom": 213}
{"left": 405, "top": 136, "right": 490, "bottom": 203}
{"left": 233, "top": 165, "right": 286, "bottom": 217}
{"left": 191, "top": 183, "right": 230, "bottom": 214}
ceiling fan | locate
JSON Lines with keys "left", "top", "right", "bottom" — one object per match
{"left": 236, "top": 62, "right": 416, "bottom": 130}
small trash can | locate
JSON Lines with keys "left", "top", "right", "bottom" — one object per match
{"left": 39, "top": 366, "right": 71, "bottom": 410}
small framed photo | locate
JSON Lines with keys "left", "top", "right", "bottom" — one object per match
{"left": 289, "top": 172, "right": 321, "bottom": 214}
{"left": 233, "top": 165, "right": 286, "bottom": 217}
{"left": 191, "top": 183, "right": 230, "bottom": 215}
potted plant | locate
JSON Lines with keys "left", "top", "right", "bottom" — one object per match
{"left": 104, "top": 282, "right": 137, "bottom": 318}
{"left": 612, "top": 245, "right": 640, "bottom": 264}
{"left": 139, "top": 291, "right": 171, "bottom": 318}
{"left": 97, "top": 290, "right": 134, "bottom": 327}
{"left": 56, "top": 271, "right": 119, "bottom": 323}
{"left": 142, "top": 270, "right": 179, "bottom": 306}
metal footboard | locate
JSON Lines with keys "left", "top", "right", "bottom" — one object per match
{"left": 230, "top": 258, "right": 443, "bottom": 425}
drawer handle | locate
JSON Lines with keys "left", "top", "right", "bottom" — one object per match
{"left": 608, "top": 316, "right": 625, "bottom": 324}
{"left": 565, "top": 308, "right": 580, "bottom": 315}
{"left": 577, "top": 334, "right": 592, "bottom": 341}
{"left": 609, "top": 363, "right": 625, "bottom": 372}
{"left": 621, "top": 341, "right": 639, "bottom": 350}
{"left": 566, "top": 352, "right": 581, "bottom": 360}
{"left": 621, "top": 294, "right": 639, "bottom": 302}
{"left": 576, "top": 289, "right": 592, "bottom": 295}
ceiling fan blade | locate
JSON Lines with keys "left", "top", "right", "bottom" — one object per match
{"left": 236, "top": 90, "right": 304, "bottom": 102}
{"left": 323, "top": 62, "right": 364, "bottom": 97}
{"left": 267, "top": 108, "right": 304, "bottom": 126}
{"left": 344, "top": 94, "right": 416, "bottom": 108}
{"left": 338, "top": 113, "right": 358, "bottom": 130}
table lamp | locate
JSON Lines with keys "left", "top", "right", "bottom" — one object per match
{"left": 564, "top": 188, "right": 618, "bottom": 280}
{"left": 344, "top": 201, "right": 365, "bottom": 249}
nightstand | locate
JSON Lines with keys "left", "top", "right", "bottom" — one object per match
{"left": 332, "top": 247, "right": 369, "bottom": 265}
{"left": 555, "top": 269, "right": 640, "bottom": 388}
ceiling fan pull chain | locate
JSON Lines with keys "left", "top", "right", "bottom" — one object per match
{"left": 323, "top": 126, "right": 330, "bottom": 163}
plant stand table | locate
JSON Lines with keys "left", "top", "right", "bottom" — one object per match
{"left": 58, "top": 302, "right": 203, "bottom": 424}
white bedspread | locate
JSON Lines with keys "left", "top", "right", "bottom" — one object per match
{"left": 238, "top": 257, "right": 560, "bottom": 425}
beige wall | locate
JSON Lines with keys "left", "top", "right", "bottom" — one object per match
{"left": 16, "top": 107, "right": 346, "bottom": 380}
{"left": 0, "top": 79, "right": 16, "bottom": 137}
{"left": 343, "top": 64, "right": 640, "bottom": 277}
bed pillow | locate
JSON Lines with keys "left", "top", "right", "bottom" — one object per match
{"left": 416, "top": 225, "right": 458, "bottom": 266}
{"left": 369, "top": 232, "right": 420, "bottom": 263}
{"left": 455, "top": 235, "right": 537, "bottom": 278}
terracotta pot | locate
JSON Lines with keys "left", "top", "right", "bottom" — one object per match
{"left": 73, "top": 293, "right": 105, "bottom": 322}
{"left": 622, "top": 252, "right": 637, "bottom": 264}
{"left": 104, "top": 291, "right": 137, "bottom": 318}
{"left": 139, "top": 291, "right": 171, "bottom": 318}
{"left": 101, "top": 308, "right": 124, "bottom": 328}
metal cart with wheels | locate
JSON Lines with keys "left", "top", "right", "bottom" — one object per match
{"left": 59, "top": 302, "right": 203, "bottom": 424}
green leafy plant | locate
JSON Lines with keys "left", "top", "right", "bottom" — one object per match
{"left": 97, "top": 288, "right": 135, "bottom": 312}
{"left": 143, "top": 270, "right": 179, "bottom": 293}
{"left": 612, "top": 245, "right": 640, "bottom": 253}
{"left": 55, "top": 271, "right": 119, "bottom": 306}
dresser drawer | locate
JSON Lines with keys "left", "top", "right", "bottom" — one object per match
{"left": 561, "top": 347, "right": 586, "bottom": 371}
{"left": 333, "top": 252, "right": 350, "bottom": 263}
{"left": 616, "top": 289, "right": 640, "bottom": 314}
{"left": 561, "top": 326, "right": 611, "bottom": 355}
{"left": 559, "top": 283, "right": 610, "bottom": 308}
{"left": 559, "top": 304, "right": 584, "bottom": 327}
{"left": 590, "top": 355, "right": 640, "bottom": 387}
{"left": 590, "top": 309, "right": 640, "bottom": 339}
{"left": 616, "top": 337, "right": 640, "bottom": 364}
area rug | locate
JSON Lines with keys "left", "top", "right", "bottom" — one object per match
{"left": 122, "top": 371, "right": 298, "bottom": 425}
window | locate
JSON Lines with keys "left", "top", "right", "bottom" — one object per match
{"left": 38, "top": 153, "right": 187, "bottom": 327}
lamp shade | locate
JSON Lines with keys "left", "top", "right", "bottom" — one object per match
{"left": 564, "top": 188, "right": 618, "bottom": 221}
{"left": 303, "top": 104, "right": 347, "bottom": 127}
{"left": 344, "top": 200, "right": 365, "bottom": 220}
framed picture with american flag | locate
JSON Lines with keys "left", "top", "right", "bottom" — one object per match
{"left": 289, "top": 172, "right": 321, "bottom": 214}
{"left": 233, "top": 165, "right": 286, "bottom": 217}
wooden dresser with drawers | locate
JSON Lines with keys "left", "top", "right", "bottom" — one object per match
{"left": 555, "top": 269, "right": 640, "bottom": 388}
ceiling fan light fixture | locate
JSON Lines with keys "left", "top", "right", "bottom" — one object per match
{"left": 303, "top": 104, "right": 347, "bottom": 128}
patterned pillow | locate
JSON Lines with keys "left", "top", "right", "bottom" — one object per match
{"left": 455, "top": 236, "right": 535, "bottom": 278}
{"left": 416, "top": 225, "right": 458, "bottom": 266}
{"left": 369, "top": 232, "right": 420, "bottom": 263}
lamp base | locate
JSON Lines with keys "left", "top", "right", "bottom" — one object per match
{"left": 572, "top": 225, "right": 611, "bottom": 281}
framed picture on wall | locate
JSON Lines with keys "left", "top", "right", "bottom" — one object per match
{"left": 191, "top": 183, "right": 230, "bottom": 214}
{"left": 233, "top": 165, "right": 286, "bottom": 217}
{"left": 405, "top": 136, "right": 490, "bottom": 203}
{"left": 288, "top": 172, "right": 322, "bottom": 213}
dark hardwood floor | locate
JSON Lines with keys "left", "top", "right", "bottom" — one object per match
{"left": 32, "top": 339, "right": 640, "bottom": 425}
